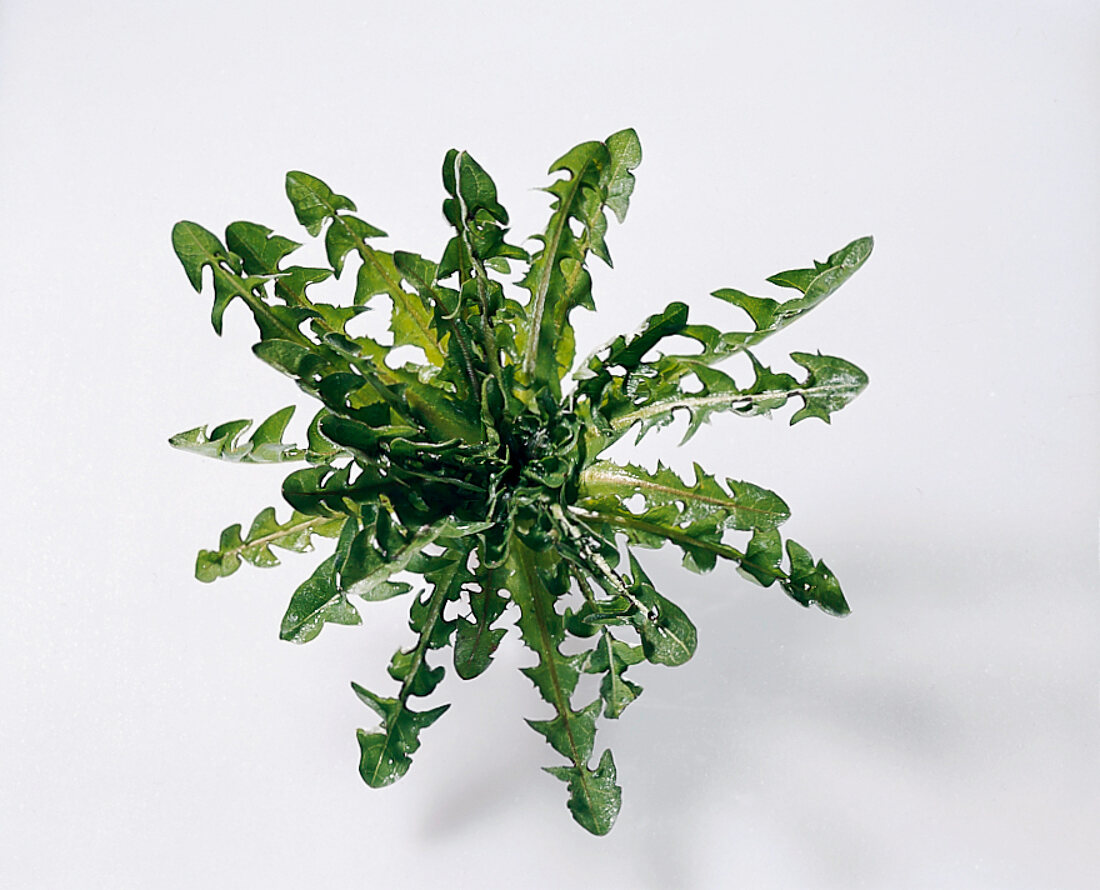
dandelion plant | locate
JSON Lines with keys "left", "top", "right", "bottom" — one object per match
{"left": 170, "top": 128, "right": 871, "bottom": 835}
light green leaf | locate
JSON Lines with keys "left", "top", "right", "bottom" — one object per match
{"left": 194, "top": 507, "right": 343, "bottom": 583}
{"left": 604, "top": 128, "right": 642, "bottom": 224}
{"left": 579, "top": 460, "right": 790, "bottom": 533}
{"left": 169, "top": 405, "right": 302, "bottom": 463}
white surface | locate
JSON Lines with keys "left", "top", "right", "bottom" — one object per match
{"left": 1, "top": 1, "right": 1097, "bottom": 887}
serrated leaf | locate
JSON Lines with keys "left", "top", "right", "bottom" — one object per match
{"left": 627, "top": 554, "right": 697, "bottom": 667}
{"left": 169, "top": 406, "right": 304, "bottom": 463}
{"left": 285, "top": 171, "right": 356, "bottom": 237}
{"left": 585, "top": 631, "right": 644, "bottom": 718}
{"left": 352, "top": 684, "right": 449, "bottom": 788}
{"left": 600, "top": 348, "right": 867, "bottom": 440}
{"left": 172, "top": 220, "right": 227, "bottom": 292}
{"left": 279, "top": 552, "right": 362, "bottom": 643}
{"left": 579, "top": 460, "right": 789, "bottom": 533}
{"left": 781, "top": 540, "right": 850, "bottom": 615}
{"left": 521, "top": 130, "right": 638, "bottom": 395}
{"left": 326, "top": 215, "right": 388, "bottom": 276}
{"left": 544, "top": 748, "right": 621, "bottom": 836}
{"left": 709, "top": 235, "right": 873, "bottom": 352}
{"left": 787, "top": 352, "right": 869, "bottom": 424}
{"left": 738, "top": 528, "right": 783, "bottom": 587}
{"left": 340, "top": 519, "right": 449, "bottom": 602}
{"left": 172, "top": 221, "right": 255, "bottom": 335}
{"left": 527, "top": 699, "right": 602, "bottom": 762}
{"left": 225, "top": 221, "right": 300, "bottom": 276}
{"left": 453, "top": 577, "right": 508, "bottom": 680}
{"left": 193, "top": 506, "right": 343, "bottom": 583}
{"left": 604, "top": 128, "right": 642, "bottom": 224}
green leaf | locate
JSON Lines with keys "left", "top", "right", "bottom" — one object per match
{"left": 738, "top": 528, "right": 783, "bottom": 587}
{"left": 352, "top": 684, "right": 449, "bottom": 787}
{"left": 584, "top": 630, "right": 644, "bottom": 718}
{"left": 327, "top": 215, "right": 388, "bottom": 277}
{"left": 520, "top": 129, "right": 640, "bottom": 396}
{"left": 169, "top": 405, "right": 303, "bottom": 463}
{"left": 171, "top": 221, "right": 244, "bottom": 335}
{"left": 579, "top": 460, "right": 790, "bottom": 533}
{"left": 285, "top": 171, "right": 356, "bottom": 237}
{"left": 787, "top": 352, "right": 869, "bottom": 424}
{"left": 172, "top": 220, "right": 235, "bottom": 292}
{"left": 453, "top": 576, "right": 509, "bottom": 680}
{"left": 627, "top": 554, "right": 697, "bottom": 667}
{"left": 544, "top": 748, "right": 621, "bottom": 836}
{"left": 340, "top": 519, "right": 449, "bottom": 602}
{"left": 508, "top": 540, "right": 622, "bottom": 834}
{"left": 604, "top": 128, "right": 642, "bottom": 224}
{"left": 351, "top": 543, "right": 469, "bottom": 786}
{"left": 708, "top": 235, "right": 873, "bottom": 353}
{"left": 194, "top": 506, "right": 343, "bottom": 582}
{"left": 599, "top": 349, "right": 867, "bottom": 440}
{"left": 528, "top": 698, "right": 601, "bottom": 762}
{"left": 279, "top": 552, "right": 362, "bottom": 644}
{"left": 225, "top": 221, "right": 300, "bottom": 276}
{"left": 781, "top": 540, "right": 850, "bottom": 615}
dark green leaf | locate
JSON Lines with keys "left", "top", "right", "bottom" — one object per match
{"left": 279, "top": 552, "right": 362, "bottom": 644}
{"left": 627, "top": 554, "right": 697, "bottom": 667}
{"left": 352, "top": 684, "right": 449, "bottom": 788}
{"left": 285, "top": 171, "right": 356, "bottom": 237}
{"left": 453, "top": 577, "right": 509, "bottom": 680}
{"left": 544, "top": 748, "right": 621, "bottom": 836}
{"left": 781, "top": 540, "right": 850, "bottom": 615}
{"left": 585, "top": 630, "right": 644, "bottom": 718}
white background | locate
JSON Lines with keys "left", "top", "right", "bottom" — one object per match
{"left": 1, "top": 1, "right": 1097, "bottom": 887}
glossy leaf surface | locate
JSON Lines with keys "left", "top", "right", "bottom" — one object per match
{"left": 170, "top": 129, "right": 871, "bottom": 835}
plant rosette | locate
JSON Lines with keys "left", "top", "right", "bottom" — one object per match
{"left": 170, "top": 128, "right": 872, "bottom": 835}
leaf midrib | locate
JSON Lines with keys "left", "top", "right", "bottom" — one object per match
{"left": 580, "top": 464, "right": 781, "bottom": 519}
{"left": 609, "top": 381, "right": 863, "bottom": 430}
{"left": 513, "top": 542, "right": 600, "bottom": 816}
{"left": 522, "top": 162, "right": 593, "bottom": 379}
